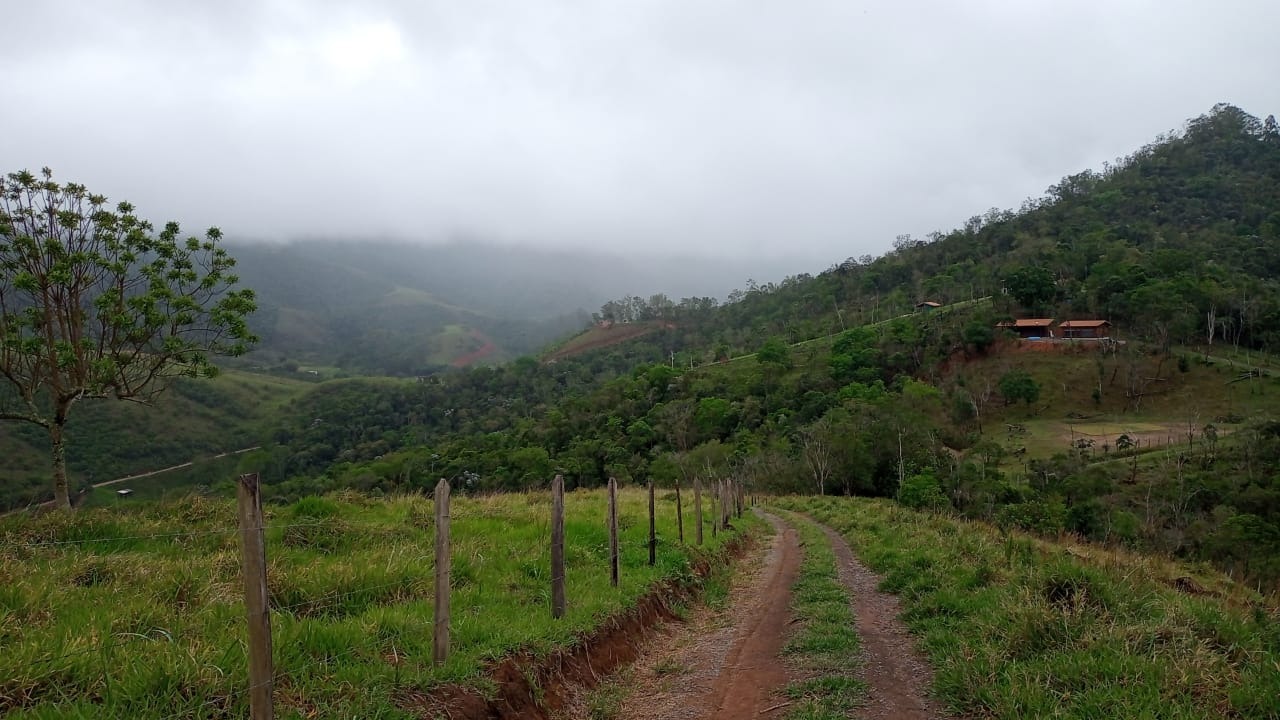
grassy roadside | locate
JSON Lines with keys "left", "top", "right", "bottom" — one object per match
{"left": 773, "top": 496, "right": 1280, "bottom": 719}
{"left": 774, "top": 510, "right": 867, "bottom": 720}
{"left": 0, "top": 488, "right": 759, "bottom": 718}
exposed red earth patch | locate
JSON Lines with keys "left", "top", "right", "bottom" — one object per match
{"left": 544, "top": 322, "right": 667, "bottom": 362}
{"left": 404, "top": 534, "right": 752, "bottom": 719}
{"left": 451, "top": 329, "right": 499, "bottom": 367}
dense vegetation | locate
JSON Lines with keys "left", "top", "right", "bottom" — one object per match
{"left": 6, "top": 104, "right": 1279, "bottom": 598}
{"left": 210, "top": 105, "right": 1280, "bottom": 594}
{"left": 569, "top": 104, "right": 1280, "bottom": 366}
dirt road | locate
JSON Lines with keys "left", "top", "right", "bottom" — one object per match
{"left": 818, "top": 522, "right": 946, "bottom": 720}
{"left": 1, "top": 445, "right": 261, "bottom": 517}
{"left": 560, "top": 511, "right": 946, "bottom": 720}
{"left": 562, "top": 512, "right": 801, "bottom": 720}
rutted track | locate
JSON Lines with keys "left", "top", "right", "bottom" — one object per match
{"left": 816, "top": 521, "right": 947, "bottom": 720}
{"left": 557, "top": 510, "right": 950, "bottom": 720}
{"left": 561, "top": 511, "right": 802, "bottom": 720}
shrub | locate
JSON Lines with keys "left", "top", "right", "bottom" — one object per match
{"left": 898, "top": 472, "right": 950, "bottom": 511}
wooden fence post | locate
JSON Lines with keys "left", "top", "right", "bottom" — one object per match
{"left": 723, "top": 479, "right": 730, "bottom": 527}
{"left": 675, "top": 478, "right": 684, "bottom": 544}
{"left": 433, "top": 478, "right": 451, "bottom": 664}
{"left": 648, "top": 480, "right": 656, "bottom": 566}
{"left": 608, "top": 478, "right": 619, "bottom": 587}
{"left": 711, "top": 480, "right": 718, "bottom": 538}
{"left": 236, "top": 472, "right": 274, "bottom": 720}
{"left": 551, "top": 474, "right": 566, "bottom": 619}
{"left": 694, "top": 477, "right": 704, "bottom": 546}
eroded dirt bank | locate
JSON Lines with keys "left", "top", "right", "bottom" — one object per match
{"left": 560, "top": 511, "right": 802, "bottom": 720}
{"left": 406, "top": 532, "right": 754, "bottom": 719}
{"left": 410, "top": 510, "right": 947, "bottom": 720}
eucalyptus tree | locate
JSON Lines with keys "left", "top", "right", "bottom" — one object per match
{"left": 0, "top": 168, "right": 256, "bottom": 509}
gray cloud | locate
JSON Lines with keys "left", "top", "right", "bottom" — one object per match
{"left": 4, "top": 0, "right": 1278, "bottom": 271}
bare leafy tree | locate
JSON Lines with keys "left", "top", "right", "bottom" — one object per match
{"left": 0, "top": 168, "right": 256, "bottom": 509}
{"left": 801, "top": 415, "right": 834, "bottom": 496}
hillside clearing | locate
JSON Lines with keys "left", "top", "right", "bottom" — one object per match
{"left": 545, "top": 321, "right": 667, "bottom": 362}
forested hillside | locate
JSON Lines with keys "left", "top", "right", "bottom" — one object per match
{"left": 0, "top": 371, "right": 310, "bottom": 511}
{"left": 8, "top": 105, "right": 1278, "bottom": 591}
{"left": 224, "top": 104, "right": 1280, "bottom": 593}
{"left": 564, "top": 104, "right": 1280, "bottom": 367}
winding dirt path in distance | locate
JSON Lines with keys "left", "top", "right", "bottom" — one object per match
{"left": 1, "top": 446, "right": 261, "bottom": 517}
{"left": 450, "top": 328, "right": 498, "bottom": 367}
{"left": 561, "top": 512, "right": 801, "bottom": 720}
{"left": 816, "top": 521, "right": 948, "bottom": 720}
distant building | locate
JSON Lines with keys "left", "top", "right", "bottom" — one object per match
{"left": 1058, "top": 320, "right": 1111, "bottom": 339}
{"left": 996, "top": 318, "right": 1056, "bottom": 339}
{"left": 915, "top": 301, "right": 943, "bottom": 312}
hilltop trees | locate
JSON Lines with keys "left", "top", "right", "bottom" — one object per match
{"left": 1003, "top": 266, "right": 1056, "bottom": 314}
{"left": 0, "top": 169, "right": 256, "bottom": 509}
{"left": 998, "top": 369, "right": 1041, "bottom": 407}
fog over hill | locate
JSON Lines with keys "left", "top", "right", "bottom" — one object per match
{"left": 6, "top": 1, "right": 1280, "bottom": 266}
{"left": 225, "top": 239, "right": 810, "bottom": 374}
{"left": 227, "top": 239, "right": 812, "bottom": 320}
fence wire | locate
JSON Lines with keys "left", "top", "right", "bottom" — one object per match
{"left": 8, "top": 483, "right": 739, "bottom": 717}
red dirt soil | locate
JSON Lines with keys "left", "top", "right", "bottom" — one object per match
{"left": 705, "top": 515, "right": 801, "bottom": 719}
{"left": 451, "top": 329, "right": 498, "bottom": 367}
{"left": 405, "top": 535, "right": 751, "bottom": 719}
{"left": 544, "top": 322, "right": 665, "bottom": 362}
{"left": 817, "top": 521, "right": 948, "bottom": 720}
{"left": 560, "top": 512, "right": 802, "bottom": 720}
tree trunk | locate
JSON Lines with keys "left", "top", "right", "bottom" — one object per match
{"left": 51, "top": 420, "right": 71, "bottom": 510}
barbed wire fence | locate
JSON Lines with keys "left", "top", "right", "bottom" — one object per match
{"left": 4, "top": 472, "right": 750, "bottom": 719}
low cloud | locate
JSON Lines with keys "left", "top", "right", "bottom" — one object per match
{"left": 4, "top": 0, "right": 1277, "bottom": 270}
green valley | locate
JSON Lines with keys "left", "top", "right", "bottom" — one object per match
{"left": 4, "top": 102, "right": 1280, "bottom": 719}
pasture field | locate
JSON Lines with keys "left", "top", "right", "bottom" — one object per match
{"left": 1, "top": 368, "right": 311, "bottom": 512}
{"left": 773, "top": 496, "right": 1280, "bottom": 719}
{"left": 0, "top": 487, "right": 755, "bottom": 718}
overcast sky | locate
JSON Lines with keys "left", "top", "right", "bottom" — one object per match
{"left": 4, "top": 0, "right": 1278, "bottom": 271}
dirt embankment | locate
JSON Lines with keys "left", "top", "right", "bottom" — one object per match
{"left": 560, "top": 512, "right": 802, "bottom": 720}
{"left": 544, "top": 323, "right": 666, "bottom": 362}
{"left": 450, "top": 329, "right": 499, "bottom": 367}
{"left": 404, "top": 533, "right": 753, "bottom": 719}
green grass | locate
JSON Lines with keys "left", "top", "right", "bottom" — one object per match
{"left": 772, "top": 496, "right": 1280, "bottom": 719}
{"left": 1181, "top": 344, "right": 1280, "bottom": 373}
{"left": 75, "top": 454, "right": 249, "bottom": 510}
{"left": 964, "top": 345, "right": 1280, "bottom": 467}
{"left": 0, "top": 487, "right": 758, "bottom": 718}
{"left": 2, "top": 368, "right": 311, "bottom": 511}
{"left": 773, "top": 510, "right": 867, "bottom": 720}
